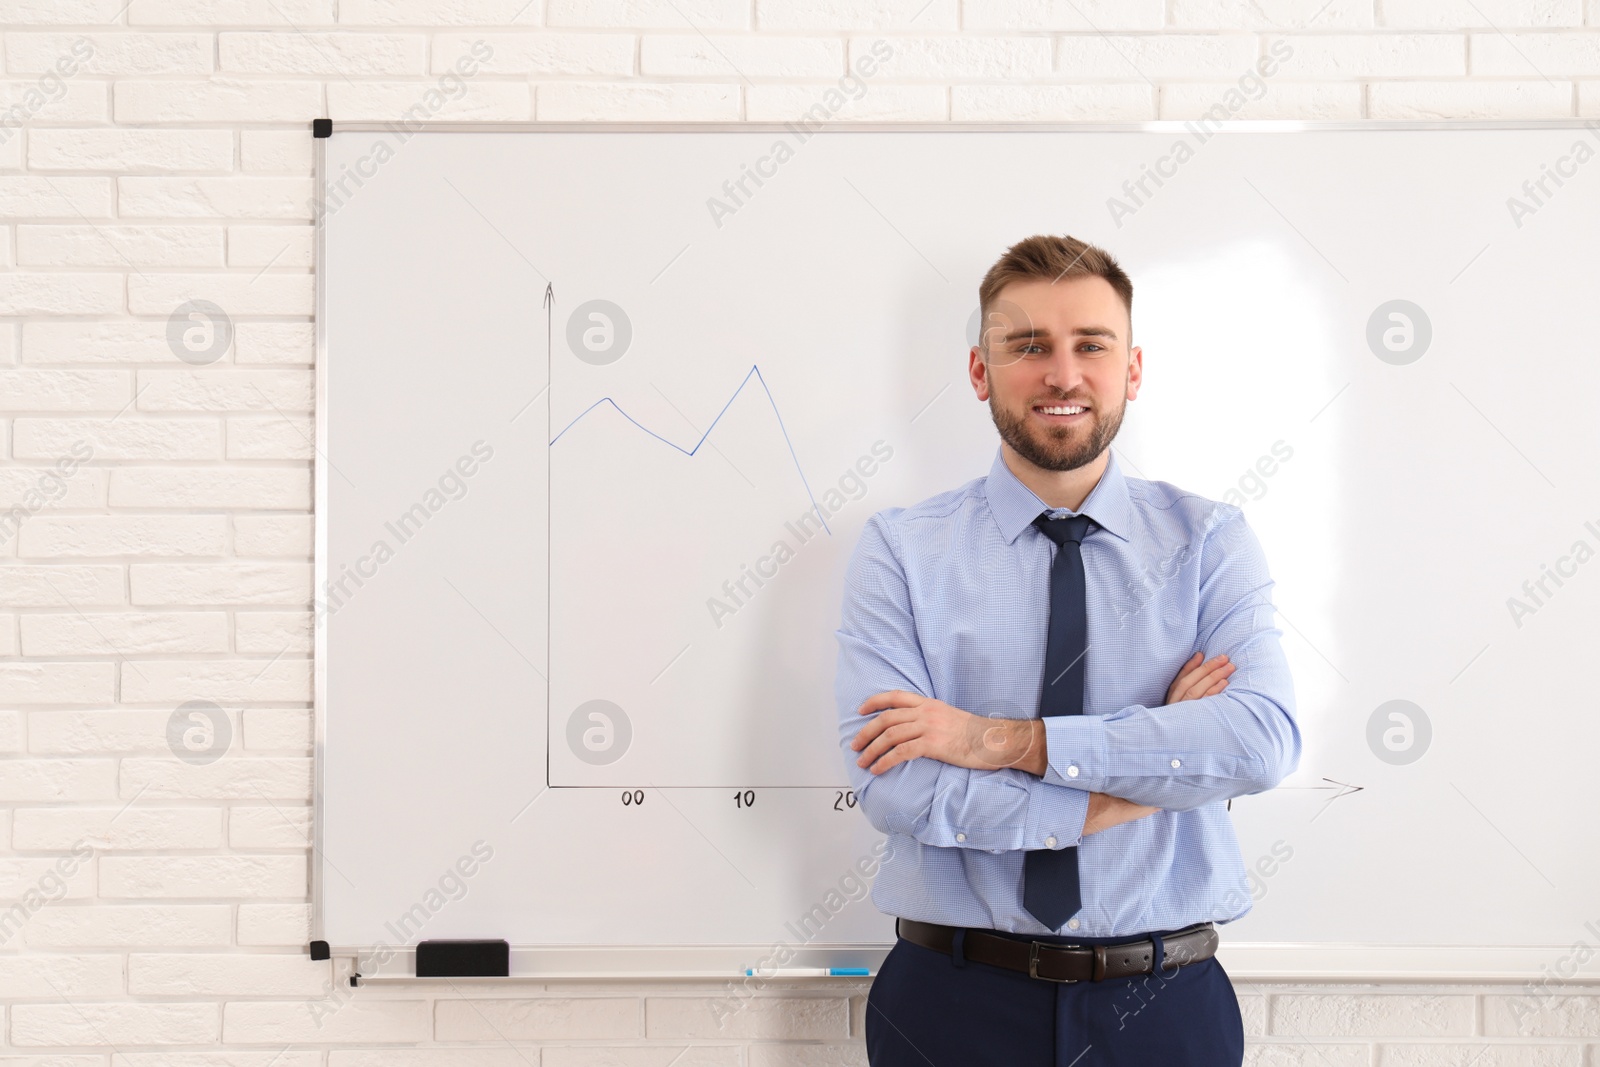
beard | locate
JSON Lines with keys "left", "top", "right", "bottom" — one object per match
{"left": 989, "top": 392, "right": 1126, "bottom": 473}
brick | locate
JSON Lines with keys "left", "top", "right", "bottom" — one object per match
{"left": 436, "top": 997, "right": 642, "bottom": 1040}
{"left": 341, "top": 0, "right": 537, "bottom": 21}
{"left": 129, "top": 0, "right": 334, "bottom": 22}
{"left": 14, "top": 417, "right": 221, "bottom": 460}
{"left": 327, "top": 79, "right": 532, "bottom": 121}
{"left": 13, "top": 806, "right": 222, "bottom": 849}
{"left": 233, "top": 515, "right": 312, "bottom": 556}
{"left": 131, "top": 952, "right": 331, "bottom": 995}
{"left": 0, "top": 565, "right": 125, "bottom": 606}
{"left": 951, "top": 83, "right": 1152, "bottom": 120}
{"left": 746, "top": 1046, "right": 867, "bottom": 1066}
{"left": 19, "top": 515, "right": 228, "bottom": 557}
{"left": 643, "top": 35, "right": 843, "bottom": 77}
{"left": 1270, "top": 994, "right": 1474, "bottom": 1037}
{"left": 1473, "top": 32, "right": 1600, "bottom": 75}
{"left": 220, "top": 32, "right": 426, "bottom": 74}
{"left": 844, "top": 35, "right": 1049, "bottom": 78}
{"left": 235, "top": 611, "right": 312, "bottom": 654}
{"left": 236, "top": 322, "right": 314, "bottom": 364}
{"left": 547, "top": 1049, "right": 742, "bottom": 1067}
{"left": 1385, "top": 0, "right": 1582, "bottom": 26}
{"left": 961, "top": 0, "right": 1159, "bottom": 30}
{"left": 115, "top": 78, "right": 324, "bottom": 122}
{"left": 242, "top": 129, "right": 314, "bottom": 172}
{"left": 1261, "top": 34, "right": 1466, "bottom": 78}
{"left": 17, "top": 224, "right": 227, "bottom": 267}
{"left": 0, "top": 955, "right": 122, "bottom": 997}
{"left": 1483, "top": 993, "right": 1600, "bottom": 1036}
{"left": 120, "top": 757, "right": 311, "bottom": 800}
{"left": 11, "top": 1002, "right": 219, "bottom": 1046}
{"left": 1378, "top": 1044, "right": 1579, "bottom": 1065}
{"left": 227, "top": 415, "right": 314, "bottom": 460}
{"left": 0, "top": 464, "right": 106, "bottom": 508}
{"left": 435, "top": 32, "right": 635, "bottom": 75}
{"left": 100, "top": 854, "right": 306, "bottom": 898}
{"left": 537, "top": 81, "right": 739, "bottom": 120}
{"left": 1160, "top": 82, "right": 1362, "bottom": 120}
{"left": 228, "top": 804, "right": 309, "bottom": 847}
{"left": 0, "top": 759, "right": 117, "bottom": 802}
{"left": 228, "top": 225, "right": 314, "bottom": 268}
{"left": 0, "top": 276, "right": 124, "bottom": 317}
{"left": 1170, "top": 0, "right": 1371, "bottom": 27}
{"left": 29, "top": 128, "right": 232, "bottom": 171}
{"left": 120, "top": 178, "right": 316, "bottom": 222}
{"left": 0, "top": 78, "right": 108, "bottom": 123}
{"left": 22, "top": 611, "right": 229, "bottom": 656}
{"left": 223, "top": 999, "right": 430, "bottom": 1043}
{"left": 122, "top": 1055, "right": 322, "bottom": 1067}
{"left": 24, "top": 321, "right": 197, "bottom": 364}
{"left": 238, "top": 901, "right": 310, "bottom": 945}
{"left": 136, "top": 369, "right": 314, "bottom": 412}
{"left": 5, "top": 32, "right": 213, "bottom": 75}
{"left": 118, "top": 656, "right": 311, "bottom": 702}
{"left": 1370, "top": 79, "right": 1574, "bottom": 118}
{"left": 109, "top": 466, "right": 310, "bottom": 509}
{"left": 646, "top": 997, "right": 849, "bottom": 1039}
{"left": 241, "top": 708, "right": 312, "bottom": 749}
{"left": 1056, "top": 33, "right": 1258, "bottom": 79}
{"left": 130, "top": 562, "right": 311, "bottom": 606}
{"left": 0, "top": 0, "right": 126, "bottom": 21}
{"left": 22, "top": 903, "right": 232, "bottom": 947}
{"left": 0, "top": 663, "right": 114, "bottom": 705}
{"left": 551, "top": 0, "right": 748, "bottom": 28}
{"left": 746, "top": 83, "right": 945, "bottom": 120}
{"left": 342, "top": 1053, "right": 593, "bottom": 1067}
{"left": 30, "top": 708, "right": 236, "bottom": 754}
{"left": 0, "top": 369, "right": 128, "bottom": 409}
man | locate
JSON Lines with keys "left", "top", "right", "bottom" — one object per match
{"left": 834, "top": 234, "right": 1300, "bottom": 1066}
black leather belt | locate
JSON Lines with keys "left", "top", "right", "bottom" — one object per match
{"left": 896, "top": 917, "right": 1219, "bottom": 983}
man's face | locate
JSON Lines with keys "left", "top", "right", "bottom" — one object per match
{"left": 968, "top": 275, "right": 1142, "bottom": 472}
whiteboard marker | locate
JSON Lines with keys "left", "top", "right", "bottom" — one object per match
{"left": 744, "top": 967, "right": 871, "bottom": 977}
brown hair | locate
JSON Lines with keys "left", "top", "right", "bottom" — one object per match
{"left": 977, "top": 234, "right": 1133, "bottom": 350}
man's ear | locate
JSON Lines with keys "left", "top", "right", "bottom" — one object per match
{"left": 969, "top": 345, "right": 991, "bottom": 402}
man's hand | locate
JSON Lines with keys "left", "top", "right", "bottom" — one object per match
{"left": 851, "top": 652, "right": 1236, "bottom": 781}
{"left": 1082, "top": 651, "right": 1237, "bottom": 835}
{"left": 850, "top": 692, "right": 1042, "bottom": 776}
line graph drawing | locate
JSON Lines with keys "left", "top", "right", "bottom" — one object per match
{"left": 549, "top": 362, "right": 833, "bottom": 536}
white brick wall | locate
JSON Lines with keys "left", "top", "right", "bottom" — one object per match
{"left": 0, "top": 2, "right": 1597, "bottom": 1063}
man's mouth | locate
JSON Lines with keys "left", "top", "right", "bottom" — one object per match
{"left": 1032, "top": 403, "right": 1089, "bottom": 423}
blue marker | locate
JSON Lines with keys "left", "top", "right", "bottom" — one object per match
{"left": 744, "top": 966, "right": 872, "bottom": 977}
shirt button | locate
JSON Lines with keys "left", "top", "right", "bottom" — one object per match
{"left": 1067, "top": 919, "right": 1080, "bottom": 930}
{"left": 1045, "top": 836, "right": 1058, "bottom": 848}
{"left": 1066, "top": 765, "right": 1079, "bottom": 778}
{"left": 955, "top": 833, "right": 966, "bottom": 843}
{"left": 1170, "top": 758, "right": 1181, "bottom": 768}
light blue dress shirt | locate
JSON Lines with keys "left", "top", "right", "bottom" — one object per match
{"left": 834, "top": 445, "right": 1301, "bottom": 937}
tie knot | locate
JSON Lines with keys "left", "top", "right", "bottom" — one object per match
{"left": 1033, "top": 512, "right": 1096, "bottom": 546}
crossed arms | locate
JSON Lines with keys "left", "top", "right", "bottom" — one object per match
{"left": 834, "top": 507, "right": 1302, "bottom": 854}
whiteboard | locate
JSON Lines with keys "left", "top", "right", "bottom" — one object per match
{"left": 314, "top": 122, "right": 1600, "bottom": 979}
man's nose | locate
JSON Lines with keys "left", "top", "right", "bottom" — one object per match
{"left": 1041, "top": 350, "right": 1087, "bottom": 391}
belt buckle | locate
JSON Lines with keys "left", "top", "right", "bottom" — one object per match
{"left": 1027, "top": 941, "right": 1081, "bottom": 983}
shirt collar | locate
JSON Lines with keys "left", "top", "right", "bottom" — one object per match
{"left": 984, "top": 444, "right": 1133, "bottom": 545}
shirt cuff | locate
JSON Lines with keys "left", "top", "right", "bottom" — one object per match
{"left": 1041, "top": 714, "right": 1108, "bottom": 791}
{"left": 1025, "top": 772, "right": 1091, "bottom": 849}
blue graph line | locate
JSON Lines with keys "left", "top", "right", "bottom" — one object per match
{"left": 548, "top": 364, "right": 831, "bottom": 536}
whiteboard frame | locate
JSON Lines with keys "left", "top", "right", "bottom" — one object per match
{"left": 312, "top": 119, "right": 1600, "bottom": 982}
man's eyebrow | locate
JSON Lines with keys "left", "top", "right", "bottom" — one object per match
{"left": 998, "top": 325, "right": 1120, "bottom": 343}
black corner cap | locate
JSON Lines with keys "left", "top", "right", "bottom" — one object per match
{"left": 313, "top": 118, "right": 332, "bottom": 138}
{"left": 416, "top": 939, "right": 510, "bottom": 977}
{"left": 308, "top": 939, "right": 331, "bottom": 960}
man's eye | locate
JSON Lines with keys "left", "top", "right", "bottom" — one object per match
{"left": 1019, "top": 344, "right": 1045, "bottom": 355}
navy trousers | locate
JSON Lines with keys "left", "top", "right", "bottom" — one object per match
{"left": 865, "top": 924, "right": 1245, "bottom": 1067}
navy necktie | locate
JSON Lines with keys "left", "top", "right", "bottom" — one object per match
{"left": 1023, "top": 511, "right": 1096, "bottom": 931}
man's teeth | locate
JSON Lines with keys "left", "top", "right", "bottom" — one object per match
{"left": 1037, "top": 405, "right": 1086, "bottom": 415}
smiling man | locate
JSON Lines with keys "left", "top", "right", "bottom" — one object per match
{"left": 833, "top": 234, "right": 1301, "bottom": 1066}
